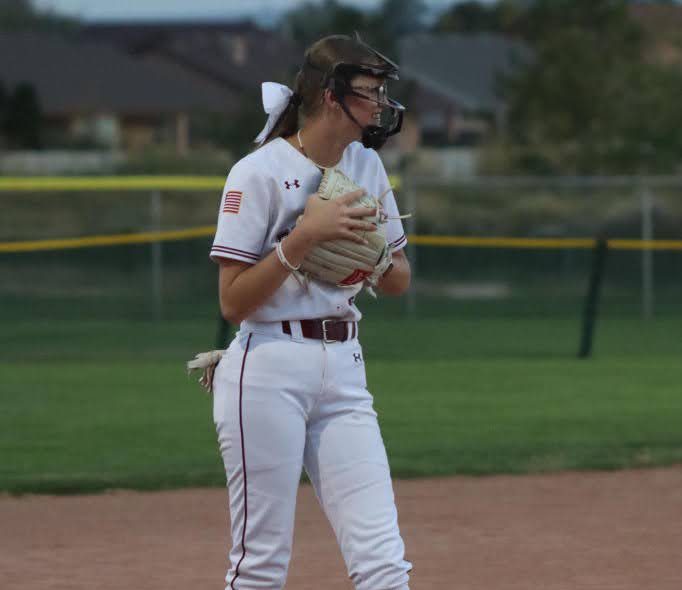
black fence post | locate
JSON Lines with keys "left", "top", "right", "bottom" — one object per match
{"left": 579, "top": 237, "right": 608, "bottom": 359}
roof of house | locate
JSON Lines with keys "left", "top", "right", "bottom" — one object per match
{"left": 398, "top": 33, "right": 533, "bottom": 112}
{"left": 81, "top": 22, "right": 302, "bottom": 95}
{"left": 0, "top": 32, "right": 240, "bottom": 116}
{"left": 80, "top": 20, "right": 260, "bottom": 53}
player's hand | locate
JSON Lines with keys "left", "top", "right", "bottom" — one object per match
{"left": 297, "top": 190, "right": 377, "bottom": 245}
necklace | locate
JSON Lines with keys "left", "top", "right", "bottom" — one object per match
{"left": 297, "top": 129, "right": 335, "bottom": 171}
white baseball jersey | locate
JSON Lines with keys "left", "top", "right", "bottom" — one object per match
{"left": 210, "top": 138, "right": 407, "bottom": 322}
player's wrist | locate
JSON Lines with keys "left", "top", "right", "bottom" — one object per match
{"left": 276, "top": 239, "right": 301, "bottom": 272}
{"left": 292, "top": 217, "right": 322, "bottom": 246}
{"left": 281, "top": 224, "right": 317, "bottom": 265}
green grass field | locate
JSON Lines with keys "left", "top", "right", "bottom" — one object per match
{"left": 1, "top": 315, "right": 681, "bottom": 495}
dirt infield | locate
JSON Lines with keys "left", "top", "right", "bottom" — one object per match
{"left": 1, "top": 467, "right": 681, "bottom": 590}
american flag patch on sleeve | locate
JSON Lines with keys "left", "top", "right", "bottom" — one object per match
{"left": 223, "top": 190, "right": 243, "bottom": 214}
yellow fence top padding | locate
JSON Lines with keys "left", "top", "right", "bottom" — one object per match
{"left": 0, "top": 175, "right": 402, "bottom": 192}
{"left": 410, "top": 236, "right": 596, "bottom": 249}
{"left": 0, "top": 176, "right": 226, "bottom": 192}
{"left": 0, "top": 227, "right": 215, "bottom": 253}
{"left": 411, "top": 235, "right": 682, "bottom": 250}
{"left": 2, "top": 230, "right": 682, "bottom": 254}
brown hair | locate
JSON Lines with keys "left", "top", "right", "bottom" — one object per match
{"left": 261, "top": 34, "right": 384, "bottom": 145}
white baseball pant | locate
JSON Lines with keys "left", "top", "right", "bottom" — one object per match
{"left": 212, "top": 322, "right": 411, "bottom": 590}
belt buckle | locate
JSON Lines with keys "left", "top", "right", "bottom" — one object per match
{"left": 322, "top": 319, "right": 338, "bottom": 343}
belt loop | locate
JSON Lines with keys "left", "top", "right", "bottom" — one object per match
{"left": 288, "top": 320, "right": 304, "bottom": 342}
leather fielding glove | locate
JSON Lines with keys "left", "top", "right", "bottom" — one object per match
{"left": 296, "top": 168, "right": 393, "bottom": 296}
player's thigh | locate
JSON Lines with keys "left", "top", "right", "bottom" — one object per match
{"left": 213, "top": 332, "right": 311, "bottom": 475}
{"left": 305, "top": 400, "right": 392, "bottom": 518}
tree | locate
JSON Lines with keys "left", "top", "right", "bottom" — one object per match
{"left": 282, "top": 0, "right": 371, "bottom": 48}
{"left": 281, "top": 0, "right": 426, "bottom": 57}
{"left": 4, "top": 83, "right": 42, "bottom": 149}
{"left": 0, "top": 0, "right": 78, "bottom": 32}
{"left": 372, "top": 0, "right": 428, "bottom": 38}
{"left": 367, "top": 0, "right": 428, "bottom": 56}
{"left": 502, "top": 0, "right": 682, "bottom": 173}
{"left": 0, "top": 0, "right": 32, "bottom": 22}
{"left": 604, "top": 62, "right": 682, "bottom": 172}
{"left": 435, "top": 0, "right": 525, "bottom": 34}
{"left": 520, "top": 0, "right": 642, "bottom": 44}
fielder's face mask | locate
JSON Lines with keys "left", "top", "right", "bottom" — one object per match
{"left": 306, "top": 43, "right": 405, "bottom": 150}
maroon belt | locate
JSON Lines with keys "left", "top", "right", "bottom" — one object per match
{"left": 282, "top": 319, "right": 357, "bottom": 343}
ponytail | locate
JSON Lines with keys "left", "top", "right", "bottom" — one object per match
{"left": 261, "top": 70, "right": 305, "bottom": 145}
{"left": 263, "top": 93, "right": 301, "bottom": 144}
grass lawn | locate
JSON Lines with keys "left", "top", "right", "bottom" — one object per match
{"left": 1, "top": 315, "right": 681, "bottom": 494}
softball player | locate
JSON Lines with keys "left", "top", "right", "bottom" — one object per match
{"left": 210, "top": 35, "right": 412, "bottom": 590}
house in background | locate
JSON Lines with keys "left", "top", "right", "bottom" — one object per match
{"left": 0, "top": 21, "right": 301, "bottom": 157}
{"left": 80, "top": 24, "right": 533, "bottom": 152}
{"left": 398, "top": 33, "right": 532, "bottom": 146}
{"left": 0, "top": 32, "right": 239, "bottom": 154}
{"left": 1, "top": 25, "right": 533, "bottom": 166}
{"left": 80, "top": 21, "right": 302, "bottom": 104}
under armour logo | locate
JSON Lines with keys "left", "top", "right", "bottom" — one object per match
{"left": 353, "top": 353, "right": 362, "bottom": 363}
{"left": 284, "top": 179, "right": 300, "bottom": 190}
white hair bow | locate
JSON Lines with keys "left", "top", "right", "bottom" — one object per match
{"left": 253, "top": 82, "right": 295, "bottom": 145}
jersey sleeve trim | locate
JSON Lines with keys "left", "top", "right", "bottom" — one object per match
{"left": 210, "top": 244, "right": 261, "bottom": 264}
{"left": 389, "top": 233, "right": 407, "bottom": 252}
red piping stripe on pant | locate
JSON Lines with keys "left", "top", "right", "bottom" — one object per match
{"left": 230, "top": 332, "right": 253, "bottom": 589}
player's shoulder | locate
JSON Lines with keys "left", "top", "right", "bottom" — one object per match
{"left": 345, "top": 141, "right": 382, "bottom": 165}
{"left": 227, "top": 139, "right": 286, "bottom": 179}
{"left": 343, "top": 141, "right": 386, "bottom": 180}
{"left": 346, "top": 141, "right": 387, "bottom": 171}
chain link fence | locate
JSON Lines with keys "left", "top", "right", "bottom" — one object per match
{"left": 1, "top": 176, "right": 680, "bottom": 359}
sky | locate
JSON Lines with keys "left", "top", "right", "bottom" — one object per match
{"left": 32, "top": 0, "right": 497, "bottom": 26}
